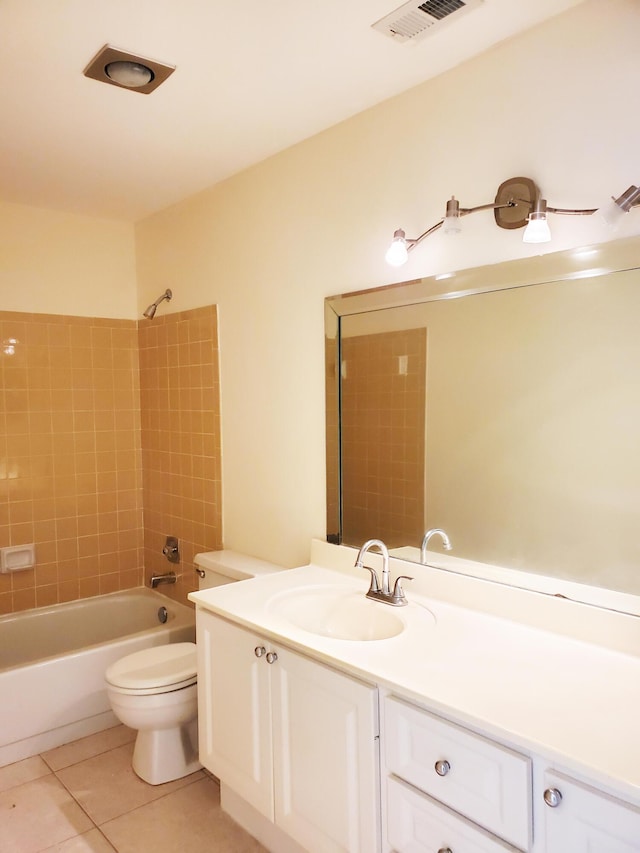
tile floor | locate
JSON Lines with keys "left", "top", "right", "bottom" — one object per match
{"left": 0, "top": 726, "right": 267, "bottom": 853}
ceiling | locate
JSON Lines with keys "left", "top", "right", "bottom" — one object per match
{"left": 0, "top": 0, "right": 584, "bottom": 222}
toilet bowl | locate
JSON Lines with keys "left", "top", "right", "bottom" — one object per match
{"left": 105, "top": 550, "right": 280, "bottom": 785}
{"left": 106, "top": 642, "right": 199, "bottom": 785}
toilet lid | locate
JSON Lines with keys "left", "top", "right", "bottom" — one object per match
{"left": 105, "top": 642, "right": 197, "bottom": 690}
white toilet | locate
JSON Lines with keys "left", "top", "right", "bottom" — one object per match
{"left": 105, "top": 550, "right": 278, "bottom": 785}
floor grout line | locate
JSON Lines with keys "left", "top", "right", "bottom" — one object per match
{"left": 45, "top": 752, "right": 115, "bottom": 853}
{"left": 2, "top": 730, "right": 261, "bottom": 853}
{"left": 97, "top": 771, "right": 213, "bottom": 830}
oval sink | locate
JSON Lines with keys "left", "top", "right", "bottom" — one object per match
{"left": 267, "top": 584, "right": 405, "bottom": 641}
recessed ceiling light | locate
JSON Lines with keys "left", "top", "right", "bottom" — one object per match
{"left": 83, "top": 45, "right": 175, "bottom": 94}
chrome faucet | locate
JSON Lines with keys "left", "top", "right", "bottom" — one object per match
{"left": 150, "top": 571, "right": 177, "bottom": 588}
{"left": 420, "top": 528, "right": 452, "bottom": 564}
{"left": 354, "top": 538, "right": 413, "bottom": 607}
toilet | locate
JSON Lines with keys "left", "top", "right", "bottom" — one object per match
{"left": 105, "top": 550, "right": 279, "bottom": 785}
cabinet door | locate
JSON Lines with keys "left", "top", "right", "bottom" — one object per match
{"left": 196, "top": 611, "right": 274, "bottom": 820}
{"left": 271, "top": 645, "right": 380, "bottom": 853}
{"left": 542, "top": 770, "right": 640, "bottom": 853}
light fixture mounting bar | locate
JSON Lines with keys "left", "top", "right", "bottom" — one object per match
{"left": 545, "top": 205, "right": 598, "bottom": 215}
{"left": 405, "top": 199, "right": 515, "bottom": 253}
{"left": 406, "top": 219, "right": 444, "bottom": 250}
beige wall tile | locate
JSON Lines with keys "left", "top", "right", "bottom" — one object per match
{"left": 0, "top": 312, "right": 144, "bottom": 614}
{"left": 138, "top": 306, "right": 222, "bottom": 604}
{"left": 1, "top": 305, "right": 221, "bottom": 614}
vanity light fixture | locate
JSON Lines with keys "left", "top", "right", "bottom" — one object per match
{"left": 83, "top": 45, "right": 175, "bottom": 94}
{"left": 385, "top": 186, "right": 517, "bottom": 267}
{"left": 386, "top": 176, "right": 640, "bottom": 265}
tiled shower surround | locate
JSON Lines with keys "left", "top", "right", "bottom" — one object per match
{"left": 138, "top": 306, "right": 222, "bottom": 606}
{"left": 0, "top": 306, "right": 221, "bottom": 615}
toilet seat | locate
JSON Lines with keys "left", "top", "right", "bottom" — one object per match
{"left": 106, "top": 642, "right": 197, "bottom": 695}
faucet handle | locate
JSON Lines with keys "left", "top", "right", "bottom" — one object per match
{"left": 391, "top": 575, "right": 413, "bottom": 604}
{"left": 361, "top": 565, "right": 381, "bottom": 594}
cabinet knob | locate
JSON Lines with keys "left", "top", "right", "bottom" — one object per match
{"left": 437, "top": 848, "right": 453, "bottom": 853}
{"left": 435, "top": 759, "right": 451, "bottom": 777}
{"left": 543, "top": 787, "right": 563, "bottom": 808}
{"left": 254, "top": 646, "right": 266, "bottom": 658}
{"left": 266, "top": 651, "right": 278, "bottom": 664}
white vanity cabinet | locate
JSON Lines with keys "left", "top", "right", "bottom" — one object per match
{"left": 196, "top": 608, "right": 380, "bottom": 853}
{"left": 382, "top": 695, "right": 531, "bottom": 853}
{"left": 539, "top": 770, "right": 640, "bottom": 852}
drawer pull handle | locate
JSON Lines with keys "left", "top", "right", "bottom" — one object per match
{"left": 266, "top": 651, "right": 278, "bottom": 664}
{"left": 543, "top": 787, "right": 563, "bottom": 808}
{"left": 435, "top": 759, "right": 451, "bottom": 777}
{"left": 254, "top": 646, "right": 266, "bottom": 658}
{"left": 438, "top": 848, "right": 453, "bottom": 853}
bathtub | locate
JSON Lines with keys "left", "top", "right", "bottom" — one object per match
{"left": 0, "top": 587, "right": 195, "bottom": 767}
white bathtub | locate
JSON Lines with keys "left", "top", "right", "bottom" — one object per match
{"left": 0, "top": 587, "right": 196, "bottom": 767}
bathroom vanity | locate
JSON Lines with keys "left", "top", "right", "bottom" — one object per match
{"left": 189, "top": 540, "right": 640, "bottom": 853}
{"left": 196, "top": 611, "right": 378, "bottom": 852}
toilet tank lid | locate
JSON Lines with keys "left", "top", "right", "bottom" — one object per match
{"left": 106, "top": 642, "right": 197, "bottom": 690}
{"left": 194, "top": 550, "right": 282, "bottom": 580}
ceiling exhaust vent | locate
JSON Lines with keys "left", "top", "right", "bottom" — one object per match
{"left": 372, "top": 0, "right": 483, "bottom": 43}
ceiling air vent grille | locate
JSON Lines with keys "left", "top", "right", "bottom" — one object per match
{"left": 372, "top": 0, "right": 483, "bottom": 43}
{"left": 420, "top": 0, "right": 466, "bottom": 20}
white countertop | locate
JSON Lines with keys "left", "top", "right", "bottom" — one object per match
{"left": 189, "top": 545, "right": 640, "bottom": 806}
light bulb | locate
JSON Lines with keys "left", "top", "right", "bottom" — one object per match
{"left": 385, "top": 230, "right": 409, "bottom": 266}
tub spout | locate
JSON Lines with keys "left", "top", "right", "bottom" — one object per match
{"left": 150, "top": 571, "right": 177, "bottom": 588}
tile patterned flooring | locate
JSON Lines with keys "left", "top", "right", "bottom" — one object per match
{"left": 0, "top": 726, "right": 267, "bottom": 853}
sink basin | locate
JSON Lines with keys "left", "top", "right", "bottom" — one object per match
{"left": 267, "top": 584, "right": 405, "bottom": 641}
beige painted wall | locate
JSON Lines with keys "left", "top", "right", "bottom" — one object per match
{"left": 2, "top": 2, "right": 635, "bottom": 570}
{"left": 0, "top": 201, "right": 137, "bottom": 318}
{"left": 135, "top": 0, "right": 640, "bottom": 568}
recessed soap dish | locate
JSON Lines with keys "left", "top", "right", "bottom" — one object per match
{"left": 0, "top": 544, "right": 36, "bottom": 573}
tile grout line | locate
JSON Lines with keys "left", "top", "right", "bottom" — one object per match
{"left": 43, "top": 749, "right": 119, "bottom": 853}
{"left": 43, "top": 742, "right": 208, "bottom": 851}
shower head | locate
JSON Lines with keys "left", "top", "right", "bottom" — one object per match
{"left": 143, "top": 288, "right": 172, "bottom": 319}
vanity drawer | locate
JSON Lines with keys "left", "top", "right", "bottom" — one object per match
{"left": 384, "top": 696, "right": 530, "bottom": 850}
{"left": 387, "top": 776, "right": 520, "bottom": 853}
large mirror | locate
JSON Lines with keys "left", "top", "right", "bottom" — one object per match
{"left": 325, "top": 237, "right": 640, "bottom": 603}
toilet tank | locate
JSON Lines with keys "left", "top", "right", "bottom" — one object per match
{"left": 194, "top": 550, "right": 281, "bottom": 589}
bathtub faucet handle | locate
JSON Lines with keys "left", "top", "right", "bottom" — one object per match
{"left": 162, "top": 536, "right": 180, "bottom": 564}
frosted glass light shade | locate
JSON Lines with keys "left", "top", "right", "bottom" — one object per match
{"left": 523, "top": 217, "right": 551, "bottom": 244}
{"left": 443, "top": 212, "right": 462, "bottom": 235}
{"left": 443, "top": 196, "right": 462, "bottom": 235}
{"left": 106, "top": 61, "right": 154, "bottom": 88}
{"left": 385, "top": 232, "right": 409, "bottom": 266}
{"left": 596, "top": 199, "right": 627, "bottom": 229}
